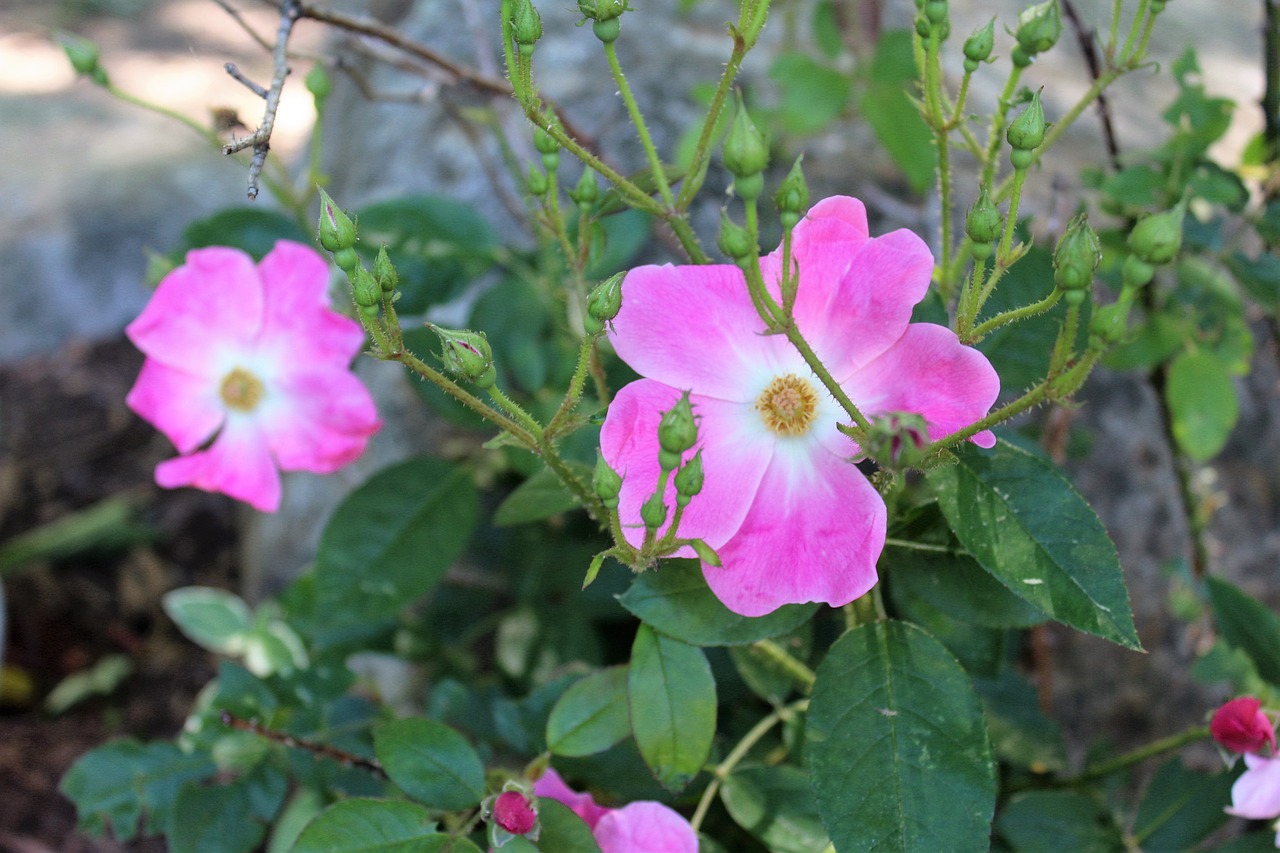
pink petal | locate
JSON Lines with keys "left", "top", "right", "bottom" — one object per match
{"left": 844, "top": 323, "right": 999, "bottom": 449}
{"left": 593, "top": 802, "right": 698, "bottom": 853}
{"left": 256, "top": 241, "right": 366, "bottom": 367}
{"left": 534, "top": 770, "right": 610, "bottom": 830}
{"left": 126, "top": 247, "right": 263, "bottom": 372}
{"left": 601, "top": 380, "right": 770, "bottom": 551}
{"left": 126, "top": 359, "right": 224, "bottom": 454}
{"left": 1228, "top": 754, "right": 1280, "bottom": 820}
{"left": 257, "top": 370, "right": 381, "bottom": 472}
{"left": 609, "top": 264, "right": 800, "bottom": 402}
{"left": 786, "top": 228, "right": 935, "bottom": 378}
{"left": 706, "top": 442, "right": 886, "bottom": 616}
{"left": 154, "top": 417, "right": 281, "bottom": 512}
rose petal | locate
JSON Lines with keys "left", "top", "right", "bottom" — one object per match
{"left": 126, "top": 359, "right": 224, "bottom": 454}
{"left": 533, "top": 769, "right": 610, "bottom": 830}
{"left": 256, "top": 241, "right": 366, "bottom": 367}
{"left": 258, "top": 370, "right": 381, "bottom": 472}
{"left": 706, "top": 441, "right": 886, "bottom": 616}
{"left": 601, "top": 380, "right": 770, "bottom": 551}
{"left": 610, "top": 263, "right": 801, "bottom": 402}
{"left": 844, "top": 323, "right": 1000, "bottom": 448}
{"left": 593, "top": 802, "right": 698, "bottom": 853}
{"left": 126, "top": 247, "right": 263, "bottom": 372}
{"left": 1228, "top": 754, "right": 1280, "bottom": 820}
{"left": 154, "top": 417, "right": 281, "bottom": 512}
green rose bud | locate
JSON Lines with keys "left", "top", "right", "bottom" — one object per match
{"left": 722, "top": 93, "right": 769, "bottom": 181}
{"left": 1089, "top": 300, "right": 1131, "bottom": 347}
{"left": 1121, "top": 254, "right": 1156, "bottom": 290}
{"left": 351, "top": 266, "right": 380, "bottom": 309}
{"left": 430, "top": 325, "right": 497, "bottom": 388}
{"left": 533, "top": 125, "right": 559, "bottom": 155}
{"left": 640, "top": 490, "right": 668, "bottom": 531}
{"left": 571, "top": 168, "right": 598, "bottom": 208}
{"left": 373, "top": 246, "right": 398, "bottom": 294}
{"left": 61, "top": 33, "right": 102, "bottom": 78}
{"left": 717, "top": 210, "right": 756, "bottom": 263}
{"left": 965, "top": 187, "right": 1002, "bottom": 249}
{"left": 1053, "top": 214, "right": 1101, "bottom": 292}
{"left": 510, "top": 0, "right": 543, "bottom": 51}
{"left": 578, "top": 0, "right": 627, "bottom": 21}
{"left": 674, "top": 450, "right": 704, "bottom": 506}
{"left": 526, "top": 165, "right": 548, "bottom": 197}
{"left": 586, "top": 271, "right": 625, "bottom": 333}
{"left": 593, "top": 454, "right": 623, "bottom": 507}
{"left": 774, "top": 156, "right": 809, "bottom": 231}
{"left": 1015, "top": 0, "right": 1062, "bottom": 56}
{"left": 924, "top": 0, "right": 948, "bottom": 25}
{"left": 657, "top": 392, "right": 698, "bottom": 470}
{"left": 1128, "top": 201, "right": 1185, "bottom": 265}
{"left": 305, "top": 64, "right": 332, "bottom": 102}
{"left": 1006, "top": 89, "right": 1047, "bottom": 153}
{"left": 963, "top": 18, "right": 996, "bottom": 69}
{"left": 317, "top": 188, "right": 357, "bottom": 253}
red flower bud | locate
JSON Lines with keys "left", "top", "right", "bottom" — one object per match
{"left": 493, "top": 790, "right": 538, "bottom": 835}
{"left": 1211, "top": 697, "right": 1277, "bottom": 755}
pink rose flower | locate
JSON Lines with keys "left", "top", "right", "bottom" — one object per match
{"left": 1228, "top": 753, "right": 1280, "bottom": 822}
{"left": 601, "top": 196, "right": 999, "bottom": 616}
{"left": 1212, "top": 697, "right": 1277, "bottom": 756}
{"left": 126, "top": 241, "right": 380, "bottom": 512}
{"left": 533, "top": 769, "right": 697, "bottom": 853}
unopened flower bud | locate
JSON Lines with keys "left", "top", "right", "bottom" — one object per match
{"left": 867, "top": 413, "right": 930, "bottom": 469}
{"left": 1007, "top": 90, "right": 1046, "bottom": 153}
{"left": 1053, "top": 214, "right": 1100, "bottom": 292}
{"left": 640, "top": 491, "right": 668, "bottom": 531}
{"left": 774, "top": 156, "right": 809, "bottom": 231}
{"left": 317, "top": 188, "right": 357, "bottom": 253}
{"left": 571, "top": 168, "right": 599, "bottom": 208}
{"left": 658, "top": 393, "right": 698, "bottom": 467}
{"left": 533, "top": 125, "right": 559, "bottom": 156}
{"left": 585, "top": 271, "right": 625, "bottom": 334}
{"left": 431, "top": 325, "right": 497, "bottom": 388}
{"left": 723, "top": 93, "right": 769, "bottom": 183}
{"left": 526, "top": 165, "right": 548, "bottom": 197}
{"left": 1121, "top": 254, "right": 1155, "bottom": 290}
{"left": 718, "top": 210, "right": 756, "bottom": 263}
{"left": 493, "top": 790, "right": 538, "bottom": 836}
{"left": 1015, "top": 0, "right": 1062, "bottom": 57}
{"left": 674, "top": 450, "right": 704, "bottom": 506}
{"left": 963, "top": 18, "right": 995, "bottom": 71}
{"left": 965, "top": 188, "right": 1002, "bottom": 253}
{"left": 352, "top": 266, "right": 380, "bottom": 309}
{"left": 1011, "top": 45, "right": 1033, "bottom": 68}
{"left": 373, "top": 246, "right": 398, "bottom": 294}
{"left": 1128, "top": 202, "right": 1185, "bottom": 266}
{"left": 305, "top": 64, "right": 332, "bottom": 103}
{"left": 578, "top": 0, "right": 627, "bottom": 22}
{"left": 594, "top": 454, "right": 623, "bottom": 507}
{"left": 1089, "top": 301, "right": 1131, "bottom": 347}
{"left": 510, "top": 0, "right": 543, "bottom": 53}
{"left": 61, "top": 33, "right": 102, "bottom": 78}
{"left": 1211, "top": 697, "right": 1277, "bottom": 756}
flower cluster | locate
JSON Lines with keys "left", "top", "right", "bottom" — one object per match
{"left": 534, "top": 769, "right": 697, "bottom": 852}
{"left": 601, "top": 196, "right": 999, "bottom": 616}
{"left": 1212, "top": 697, "right": 1280, "bottom": 844}
{"left": 126, "top": 242, "right": 380, "bottom": 512}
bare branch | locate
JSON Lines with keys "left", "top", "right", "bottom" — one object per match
{"left": 1061, "top": 0, "right": 1121, "bottom": 170}
{"left": 224, "top": 62, "right": 268, "bottom": 98}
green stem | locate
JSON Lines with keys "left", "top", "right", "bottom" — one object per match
{"left": 980, "top": 65, "right": 1024, "bottom": 190}
{"left": 970, "top": 288, "right": 1062, "bottom": 340}
{"left": 105, "top": 83, "right": 219, "bottom": 144}
{"left": 487, "top": 385, "right": 544, "bottom": 439}
{"left": 1070, "top": 725, "right": 1210, "bottom": 787}
{"left": 547, "top": 333, "right": 604, "bottom": 438}
{"left": 393, "top": 350, "right": 538, "bottom": 446}
{"left": 749, "top": 639, "right": 817, "bottom": 692}
{"left": 1118, "top": 0, "right": 1152, "bottom": 65}
{"left": 784, "top": 323, "right": 871, "bottom": 436}
{"left": 603, "top": 41, "right": 675, "bottom": 209}
{"left": 689, "top": 698, "right": 809, "bottom": 833}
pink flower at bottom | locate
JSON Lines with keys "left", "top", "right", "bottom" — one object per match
{"left": 601, "top": 196, "right": 999, "bottom": 616}
{"left": 1228, "top": 753, "right": 1280, "bottom": 823}
{"left": 126, "top": 241, "right": 380, "bottom": 512}
{"left": 534, "top": 769, "right": 697, "bottom": 853}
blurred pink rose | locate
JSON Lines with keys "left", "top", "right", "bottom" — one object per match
{"left": 534, "top": 769, "right": 697, "bottom": 853}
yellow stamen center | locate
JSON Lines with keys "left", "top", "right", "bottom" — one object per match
{"left": 755, "top": 374, "right": 819, "bottom": 437}
{"left": 219, "top": 367, "right": 265, "bottom": 412}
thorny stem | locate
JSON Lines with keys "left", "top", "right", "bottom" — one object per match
{"left": 547, "top": 333, "right": 605, "bottom": 438}
{"left": 220, "top": 711, "right": 388, "bottom": 779}
{"left": 603, "top": 41, "right": 676, "bottom": 209}
{"left": 980, "top": 65, "right": 1024, "bottom": 190}
{"left": 392, "top": 349, "right": 537, "bottom": 446}
{"left": 689, "top": 698, "right": 810, "bottom": 833}
{"left": 970, "top": 287, "right": 1063, "bottom": 341}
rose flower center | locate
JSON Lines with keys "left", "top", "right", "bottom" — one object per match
{"left": 755, "top": 373, "right": 819, "bottom": 437}
{"left": 219, "top": 367, "right": 266, "bottom": 412}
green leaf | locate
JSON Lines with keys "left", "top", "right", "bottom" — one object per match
{"left": 926, "top": 439, "right": 1141, "bottom": 649}
{"left": 1133, "top": 759, "right": 1234, "bottom": 851}
{"left": 59, "top": 738, "right": 216, "bottom": 840}
{"left": 291, "top": 798, "right": 448, "bottom": 852}
{"left": 355, "top": 195, "right": 497, "bottom": 313}
{"left": 1226, "top": 250, "right": 1280, "bottom": 313}
{"left": 997, "top": 791, "right": 1124, "bottom": 852}
{"left": 162, "top": 586, "right": 251, "bottom": 655}
{"left": 314, "top": 457, "right": 479, "bottom": 630}
{"left": 531, "top": 799, "right": 603, "bottom": 853}
{"left": 1166, "top": 351, "right": 1239, "bottom": 461}
{"left": 617, "top": 559, "right": 817, "bottom": 646}
{"left": 493, "top": 465, "right": 591, "bottom": 527}
{"left": 169, "top": 777, "right": 275, "bottom": 853}
{"left": 546, "top": 666, "right": 631, "bottom": 757}
{"left": 974, "top": 671, "right": 1067, "bottom": 773}
{"left": 769, "top": 52, "right": 850, "bottom": 135}
{"left": 729, "top": 623, "right": 813, "bottom": 703}
{"left": 885, "top": 503, "right": 1046, "bottom": 629}
{"left": 44, "top": 653, "right": 133, "bottom": 715}
{"left": 628, "top": 624, "right": 716, "bottom": 793}
{"left": 180, "top": 208, "right": 308, "bottom": 260}
{"left": 806, "top": 621, "right": 996, "bottom": 851}
{"left": 812, "top": 1, "right": 843, "bottom": 59}
{"left": 720, "top": 765, "right": 829, "bottom": 853}
{"left": 860, "top": 30, "right": 935, "bottom": 193}
{"left": 584, "top": 209, "right": 653, "bottom": 279}
{"left": 373, "top": 718, "right": 486, "bottom": 810}
{"left": 1207, "top": 576, "right": 1280, "bottom": 686}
